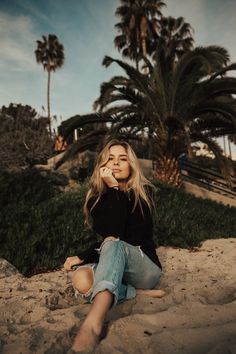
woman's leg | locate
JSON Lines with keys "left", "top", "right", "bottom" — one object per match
{"left": 90, "top": 239, "right": 136, "bottom": 306}
{"left": 71, "top": 267, "right": 94, "bottom": 295}
{"left": 71, "top": 290, "right": 113, "bottom": 352}
{"left": 71, "top": 240, "right": 163, "bottom": 352}
{"left": 71, "top": 239, "right": 130, "bottom": 352}
{"left": 122, "top": 243, "right": 162, "bottom": 291}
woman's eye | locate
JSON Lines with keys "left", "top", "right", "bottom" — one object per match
{"left": 120, "top": 158, "right": 127, "bottom": 161}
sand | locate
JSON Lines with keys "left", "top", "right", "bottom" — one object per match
{"left": 0, "top": 238, "right": 236, "bottom": 354}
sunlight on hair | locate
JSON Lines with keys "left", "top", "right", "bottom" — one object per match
{"left": 83, "top": 140, "right": 155, "bottom": 227}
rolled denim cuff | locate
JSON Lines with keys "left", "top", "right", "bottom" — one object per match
{"left": 126, "top": 284, "right": 136, "bottom": 300}
{"left": 90, "top": 280, "right": 136, "bottom": 307}
{"left": 90, "top": 280, "right": 119, "bottom": 307}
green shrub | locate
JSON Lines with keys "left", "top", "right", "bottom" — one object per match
{"left": 152, "top": 180, "right": 236, "bottom": 247}
{"left": 0, "top": 172, "right": 96, "bottom": 275}
{"left": 0, "top": 172, "right": 235, "bottom": 275}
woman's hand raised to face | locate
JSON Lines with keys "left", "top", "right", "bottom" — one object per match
{"left": 100, "top": 167, "right": 119, "bottom": 188}
{"left": 63, "top": 256, "right": 84, "bottom": 271}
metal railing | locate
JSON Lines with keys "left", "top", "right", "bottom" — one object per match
{"left": 182, "top": 161, "right": 236, "bottom": 199}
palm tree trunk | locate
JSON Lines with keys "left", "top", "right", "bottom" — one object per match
{"left": 140, "top": 16, "right": 148, "bottom": 74}
{"left": 141, "top": 37, "right": 148, "bottom": 74}
{"left": 228, "top": 136, "right": 232, "bottom": 159}
{"left": 153, "top": 155, "right": 182, "bottom": 187}
{"left": 223, "top": 136, "right": 226, "bottom": 156}
{"left": 135, "top": 56, "right": 139, "bottom": 71}
{"left": 141, "top": 37, "right": 147, "bottom": 58}
{"left": 47, "top": 69, "right": 52, "bottom": 137}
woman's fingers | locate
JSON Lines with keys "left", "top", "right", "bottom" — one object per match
{"left": 100, "top": 167, "right": 112, "bottom": 177}
{"left": 100, "top": 167, "right": 118, "bottom": 188}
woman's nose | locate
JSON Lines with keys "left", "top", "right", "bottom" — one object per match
{"left": 113, "top": 159, "right": 119, "bottom": 165}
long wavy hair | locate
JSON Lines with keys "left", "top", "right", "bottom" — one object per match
{"left": 83, "top": 140, "right": 155, "bottom": 226}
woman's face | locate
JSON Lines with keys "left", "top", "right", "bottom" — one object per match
{"left": 105, "top": 145, "right": 130, "bottom": 180}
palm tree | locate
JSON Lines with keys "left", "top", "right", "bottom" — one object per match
{"left": 35, "top": 34, "right": 64, "bottom": 136}
{"left": 155, "top": 16, "right": 194, "bottom": 69}
{"left": 93, "top": 46, "right": 236, "bottom": 187}
{"left": 114, "top": 0, "right": 165, "bottom": 70}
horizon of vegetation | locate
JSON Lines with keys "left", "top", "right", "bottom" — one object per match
{"left": 0, "top": 0, "right": 236, "bottom": 188}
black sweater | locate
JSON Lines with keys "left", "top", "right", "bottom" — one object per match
{"left": 78, "top": 188, "right": 162, "bottom": 270}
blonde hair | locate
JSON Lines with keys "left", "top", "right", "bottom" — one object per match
{"left": 83, "top": 139, "right": 155, "bottom": 226}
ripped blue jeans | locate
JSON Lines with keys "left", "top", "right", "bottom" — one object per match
{"left": 74, "top": 239, "right": 162, "bottom": 307}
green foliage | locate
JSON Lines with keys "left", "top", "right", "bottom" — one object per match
{"left": 0, "top": 103, "right": 52, "bottom": 169}
{"left": 0, "top": 172, "right": 235, "bottom": 276}
{"left": 93, "top": 47, "right": 236, "bottom": 185}
{"left": 0, "top": 170, "right": 95, "bottom": 275}
{"left": 0, "top": 169, "right": 55, "bottom": 205}
{"left": 114, "top": 0, "right": 166, "bottom": 67}
{"left": 152, "top": 180, "right": 236, "bottom": 247}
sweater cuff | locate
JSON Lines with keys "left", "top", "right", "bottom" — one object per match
{"left": 107, "top": 186, "right": 119, "bottom": 191}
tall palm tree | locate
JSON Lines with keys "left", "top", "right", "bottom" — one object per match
{"left": 35, "top": 34, "right": 64, "bottom": 136}
{"left": 114, "top": 0, "right": 165, "bottom": 70}
{"left": 155, "top": 16, "right": 194, "bottom": 69}
{"left": 94, "top": 46, "right": 236, "bottom": 187}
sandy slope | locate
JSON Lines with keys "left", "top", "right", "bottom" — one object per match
{"left": 0, "top": 238, "right": 236, "bottom": 354}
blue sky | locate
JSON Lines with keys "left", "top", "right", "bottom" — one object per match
{"left": 0, "top": 0, "right": 236, "bottom": 155}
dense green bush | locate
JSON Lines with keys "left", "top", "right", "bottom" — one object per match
{"left": 0, "top": 171, "right": 235, "bottom": 275}
{"left": 152, "top": 181, "right": 236, "bottom": 247}
{"left": 0, "top": 170, "right": 96, "bottom": 275}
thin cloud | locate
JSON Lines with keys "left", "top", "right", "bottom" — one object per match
{"left": 0, "top": 11, "right": 38, "bottom": 72}
{"left": 15, "top": 0, "right": 51, "bottom": 26}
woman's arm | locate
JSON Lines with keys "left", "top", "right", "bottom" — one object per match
{"left": 77, "top": 236, "right": 118, "bottom": 265}
{"left": 64, "top": 241, "right": 101, "bottom": 270}
{"left": 75, "top": 168, "right": 128, "bottom": 264}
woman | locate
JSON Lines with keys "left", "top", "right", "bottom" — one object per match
{"left": 64, "top": 140, "right": 164, "bottom": 353}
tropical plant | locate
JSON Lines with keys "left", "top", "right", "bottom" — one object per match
{"left": 93, "top": 46, "right": 236, "bottom": 187}
{"left": 155, "top": 16, "right": 194, "bottom": 69}
{"left": 0, "top": 103, "right": 52, "bottom": 170}
{"left": 54, "top": 113, "right": 110, "bottom": 168}
{"left": 35, "top": 34, "right": 65, "bottom": 136}
{"left": 114, "top": 0, "right": 165, "bottom": 70}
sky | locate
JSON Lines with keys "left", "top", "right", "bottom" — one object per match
{"left": 0, "top": 0, "right": 236, "bottom": 155}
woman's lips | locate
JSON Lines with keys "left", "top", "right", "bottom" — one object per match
{"left": 112, "top": 169, "right": 121, "bottom": 173}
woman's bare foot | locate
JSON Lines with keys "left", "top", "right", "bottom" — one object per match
{"left": 71, "top": 323, "right": 100, "bottom": 353}
{"left": 70, "top": 290, "right": 113, "bottom": 353}
{"left": 136, "top": 289, "right": 166, "bottom": 298}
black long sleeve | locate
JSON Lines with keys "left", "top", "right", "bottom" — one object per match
{"left": 77, "top": 188, "right": 128, "bottom": 263}
{"left": 77, "top": 187, "right": 162, "bottom": 269}
{"left": 78, "top": 242, "right": 100, "bottom": 263}
{"left": 89, "top": 188, "right": 129, "bottom": 239}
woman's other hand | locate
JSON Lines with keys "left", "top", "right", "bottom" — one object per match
{"left": 100, "top": 167, "right": 119, "bottom": 188}
{"left": 63, "top": 256, "right": 84, "bottom": 271}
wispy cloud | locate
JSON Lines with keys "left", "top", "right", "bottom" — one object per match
{"left": 164, "top": 0, "right": 236, "bottom": 62}
{"left": 15, "top": 0, "right": 51, "bottom": 26}
{"left": 0, "top": 11, "right": 38, "bottom": 72}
